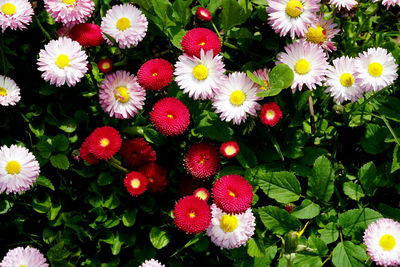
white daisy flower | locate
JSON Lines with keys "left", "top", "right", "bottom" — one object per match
{"left": 0, "top": 144, "right": 40, "bottom": 194}
{"left": 0, "top": 0, "right": 33, "bottom": 32}
{"left": 174, "top": 49, "right": 226, "bottom": 100}
{"left": 355, "top": 47, "right": 398, "bottom": 92}
{"left": 37, "top": 37, "right": 88, "bottom": 87}
{"left": 325, "top": 56, "right": 363, "bottom": 103}
{"left": 329, "top": 0, "right": 358, "bottom": 10}
{"left": 303, "top": 15, "right": 340, "bottom": 52}
{"left": 212, "top": 72, "right": 261, "bottom": 125}
{"left": 0, "top": 246, "right": 48, "bottom": 267}
{"left": 101, "top": 4, "right": 148, "bottom": 49}
{"left": 139, "top": 259, "right": 165, "bottom": 267}
{"left": 44, "top": 0, "right": 94, "bottom": 25}
{"left": 277, "top": 40, "right": 329, "bottom": 92}
{"left": 206, "top": 204, "right": 255, "bottom": 249}
{"left": 0, "top": 75, "right": 21, "bottom": 106}
{"left": 364, "top": 218, "right": 400, "bottom": 267}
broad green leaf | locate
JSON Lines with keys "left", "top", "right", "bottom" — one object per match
{"left": 0, "top": 199, "right": 12, "bottom": 214}
{"left": 332, "top": 241, "right": 368, "bottom": 267}
{"left": 247, "top": 238, "right": 266, "bottom": 257}
{"left": 36, "top": 176, "right": 55, "bottom": 191}
{"left": 259, "top": 171, "right": 301, "bottom": 203}
{"left": 149, "top": 227, "right": 170, "bottom": 249}
{"left": 122, "top": 209, "right": 137, "bottom": 227}
{"left": 150, "top": 0, "right": 174, "bottom": 30}
{"left": 318, "top": 222, "right": 339, "bottom": 244}
{"left": 143, "top": 128, "right": 167, "bottom": 144}
{"left": 360, "top": 124, "right": 389, "bottom": 154}
{"left": 253, "top": 245, "right": 278, "bottom": 267}
{"left": 258, "top": 206, "right": 301, "bottom": 235}
{"left": 307, "top": 156, "right": 335, "bottom": 202}
{"left": 98, "top": 172, "right": 114, "bottom": 186}
{"left": 207, "top": 0, "right": 222, "bottom": 13}
{"left": 293, "top": 254, "right": 322, "bottom": 267}
{"left": 378, "top": 203, "right": 400, "bottom": 221}
{"left": 171, "top": 0, "right": 192, "bottom": 26}
{"left": 358, "top": 161, "right": 377, "bottom": 196}
{"left": 251, "top": 0, "right": 268, "bottom": 5}
{"left": 52, "top": 134, "right": 69, "bottom": 151}
{"left": 32, "top": 193, "right": 52, "bottom": 214}
{"left": 236, "top": 142, "right": 258, "bottom": 168}
{"left": 50, "top": 154, "right": 70, "bottom": 170}
{"left": 308, "top": 236, "right": 328, "bottom": 256}
{"left": 343, "top": 182, "right": 365, "bottom": 201}
{"left": 338, "top": 208, "right": 382, "bottom": 238}
{"left": 220, "top": 0, "right": 249, "bottom": 31}
{"left": 257, "top": 64, "right": 294, "bottom": 97}
{"left": 37, "top": 140, "right": 53, "bottom": 158}
{"left": 391, "top": 144, "right": 400, "bottom": 173}
{"left": 197, "top": 110, "right": 234, "bottom": 142}
{"left": 59, "top": 118, "right": 77, "bottom": 133}
{"left": 291, "top": 199, "right": 321, "bottom": 219}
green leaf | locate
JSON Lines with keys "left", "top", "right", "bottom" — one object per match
{"left": 338, "top": 208, "right": 382, "bottom": 238}
{"left": 220, "top": 0, "right": 249, "bottom": 31}
{"left": 343, "top": 182, "right": 365, "bottom": 201}
{"left": 58, "top": 118, "right": 77, "bottom": 133}
{"left": 360, "top": 124, "right": 389, "bottom": 154}
{"left": 257, "top": 64, "right": 294, "bottom": 97}
{"left": 36, "top": 176, "right": 55, "bottom": 191}
{"left": 149, "top": 227, "right": 170, "bottom": 249}
{"left": 50, "top": 154, "right": 70, "bottom": 170}
{"left": 143, "top": 127, "right": 167, "bottom": 144}
{"left": 37, "top": 140, "right": 53, "bottom": 158}
{"left": 318, "top": 222, "right": 339, "bottom": 244}
{"left": 150, "top": 0, "right": 174, "bottom": 29}
{"left": 378, "top": 203, "right": 400, "bottom": 221}
{"left": 0, "top": 199, "right": 13, "bottom": 214}
{"left": 253, "top": 245, "right": 278, "bottom": 267}
{"left": 247, "top": 238, "right": 266, "bottom": 257}
{"left": 308, "top": 236, "right": 328, "bottom": 256}
{"left": 122, "top": 209, "right": 137, "bottom": 227}
{"left": 171, "top": 0, "right": 192, "bottom": 26}
{"left": 258, "top": 171, "right": 301, "bottom": 203}
{"left": 307, "top": 156, "right": 335, "bottom": 202}
{"left": 52, "top": 134, "right": 69, "bottom": 152}
{"left": 358, "top": 161, "right": 377, "bottom": 196}
{"left": 236, "top": 142, "right": 258, "bottom": 168}
{"left": 258, "top": 206, "right": 301, "bottom": 235}
{"left": 293, "top": 254, "right": 322, "bottom": 267}
{"left": 391, "top": 144, "right": 400, "bottom": 173}
{"left": 197, "top": 110, "right": 234, "bottom": 142}
{"left": 332, "top": 241, "right": 368, "bottom": 267}
{"left": 97, "top": 172, "right": 114, "bottom": 186}
{"left": 291, "top": 199, "right": 321, "bottom": 219}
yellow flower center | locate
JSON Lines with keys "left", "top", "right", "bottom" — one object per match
{"left": 339, "top": 73, "right": 355, "bottom": 87}
{"left": 220, "top": 214, "right": 239, "bottom": 232}
{"left": 192, "top": 64, "right": 208, "bottom": 80}
{"left": 229, "top": 190, "right": 236, "bottom": 197}
{"left": 116, "top": 18, "right": 131, "bottom": 31}
{"left": 198, "top": 41, "right": 206, "bottom": 46}
{"left": 152, "top": 72, "right": 158, "bottom": 77}
{"left": 166, "top": 113, "right": 174, "bottom": 119}
{"left": 286, "top": 0, "right": 303, "bottom": 18}
{"left": 0, "top": 87, "right": 7, "bottom": 96}
{"left": 1, "top": 3, "right": 16, "bottom": 15}
{"left": 55, "top": 54, "right": 70, "bottom": 69}
{"left": 266, "top": 110, "right": 275, "bottom": 120}
{"left": 102, "top": 62, "right": 110, "bottom": 69}
{"left": 224, "top": 146, "right": 236, "bottom": 156}
{"left": 259, "top": 80, "right": 269, "bottom": 90}
{"left": 306, "top": 25, "right": 326, "bottom": 44}
{"left": 131, "top": 178, "right": 141, "bottom": 189}
{"left": 195, "top": 191, "right": 208, "bottom": 200}
{"left": 19, "top": 265, "right": 27, "bottom": 267}
{"left": 189, "top": 212, "right": 196, "bottom": 218}
{"left": 379, "top": 234, "right": 396, "bottom": 251}
{"left": 368, "top": 62, "right": 383, "bottom": 77}
{"left": 294, "top": 59, "right": 311, "bottom": 75}
{"left": 229, "top": 90, "right": 246, "bottom": 106}
{"left": 99, "top": 138, "right": 109, "bottom": 147}
{"left": 61, "top": 0, "right": 76, "bottom": 5}
{"left": 114, "top": 86, "right": 130, "bottom": 103}
{"left": 5, "top": 160, "right": 21, "bottom": 175}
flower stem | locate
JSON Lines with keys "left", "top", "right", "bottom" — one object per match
{"left": 308, "top": 94, "right": 316, "bottom": 135}
{"left": 109, "top": 157, "right": 129, "bottom": 173}
{"left": 34, "top": 16, "right": 52, "bottom": 40}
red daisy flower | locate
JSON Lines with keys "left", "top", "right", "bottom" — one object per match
{"left": 150, "top": 97, "right": 190, "bottom": 136}
{"left": 183, "top": 142, "right": 220, "bottom": 179}
{"left": 86, "top": 126, "right": 122, "bottom": 160}
{"left": 138, "top": 162, "right": 168, "bottom": 192}
{"left": 220, "top": 141, "right": 240, "bottom": 158}
{"left": 124, "top": 171, "right": 148, "bottom": 196}
{"left": 173, "top": 195, "right": 211, "bottom": 234}
{"left": 212, "top": 174, "right": 253, "bottom": 214}
{"left": 181, "top": 28, "right": 221, "bottom": 58}
{"left": 69, "top": 23, "right": 104, "bottom": 47}
{"left": 79, "top": 136, "right": 99, "bottom": 164}
{"left": 119, "top": 138, "right": 156, "bottom": 169}
{"left": 196, "top": 7, "right": 212, "bottom": 21}
{"left": 193, "top": 187, "right": 210, "bottom": 201}
{"left": 137, "top": 59, "right": 173, "bottom": 91}
{"left": 260, "top": 102, "right": 283, "bottom": 127}
{"left": 97, "top": 58, "right": 113, "bottom": 74}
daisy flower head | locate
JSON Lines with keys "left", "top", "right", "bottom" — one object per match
{"left": 139, "top": 259, "right": 165, "bottom": 267}
{"left": 173, "top": 195, "right": 211, "bottom": 234}
{"left": 0, "top": 0, "right": 33, "bottom": 32}
{"left": 183, "top": 142, "right": 220, "bottom": 180}
{"left": 79, "top": 136, "right": 100, "bottom": 164}
{"left": 329, "top": 0, "right": 358, "bottom": 10}
{"left": 303, "top": 15, "right": 340, "bottom": 52}
{"left": 196, "top": 7, "right": 212, "bottom": 21}
{"left": 44, "top": 0, "right": 94, "bottom": 25}
{"left": 149, "top": 97, "right": 190, "bottom": 136}
{"left": 0, "top": 246, "right": 48, "bottom": 267}
{"left": 212, "top": 72, "right": 261, "bottom": 125}
{"left": 206, "top": 204, "right": 255, "bottom": 249}
{"left": 0, "top": 144, "right": 40, "bottom": 194}
{"left": 124, "top": 171, "right": 148, "bottom": 196}
{"left": 0, "top": 75, "right": 21, "bottom": 106}
{"left": 99, "top": 70, "right": 146, "bottom": 119}
{"left": 220, "top": 141, "right": 240, "bottom": 158}
{"left": 325, "top": 56, "right": 363, "bottom": 103}
{"left": 101, "top": 4, "right": 148, "bottom": 49}
{"left": 252, "top": 68, "right": 270, "bottom": 91}
{"left": 37, "top": 37, "right": 88, "bottom": 87}
{"left": 138, "top": 163, "right": 168, "bottom": 193}
{"left": 260, "top": 102, "right": 283, "bottom": 127}
{"left": 267, "top": 0, "right": 320, "bottom": 39}
{"left": 137, "top": 59, "right": 173, "bottom": 91}
{"left": 86, "top": 126, "right": 122, "bottom": 160}
{"left": 193, "top": 187, "right": 210, "bottom": 201}
{"left": 277, "top": 40, "right": 329, "bottom": 92}
{"left": 97, "top": 58, "right": 113, "bottom": 74}
{"left": 69, "top": 23, "right": 104, "bottom": 47}
{"left": 355, "top": 47, "right": 398, "bottom": 92}
{"left": 181, "top": 28, "right": 221, "bottom": 58}
{"left": 119, "top": 138, "right": 156, "bottom": 169}
{"left": 363, "top": 218, "right": 400, "bottom": 267}
{"left": 174, "top": 49, "right": 226, "bottom": 100}
{"left": 373, "top": 0, "right": 399, "bottom": 8}
{"left": 212, "top": 174, "right": 253, "bottom": 214}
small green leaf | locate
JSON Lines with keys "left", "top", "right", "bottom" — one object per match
{"left": 332, "top": 241, "right": 368, "bottom": 267}
{"left": 391, "top": 144, "right": 400, "bottom": 173}
{"left": 36, "top": 176, "right": 55, "bottom": 191}
{"left": 358, "top": 162, "right": 377, "bottom": 196}
{"left": 338, "top": 208, "right": 382, "bottom": 238}
{"left": 253, "top": 245, "right": 278, "bottom": 267}
{"left": 291, "top": 199, "right": 321, "bottom": 219}
{"left": 197, "top": 110, "right": 234, "bottom": 142}
{"left": 236, "top": 142, "right": 258, "bottom": 168}
{"left": 258, "top": 206, "right": 301, "bottom": 235}
{"left": 247, "top": 238, "right": 266, "bottom": 257}
{"left": 259, "top": 171, "right": 301, "bottom": 203}
{"left": 220, "top": 0, "right": 249, "bottom": 31}
{"left": 59, "top": 118, "right": 77, "bottom": 133}
{"left": 360, "top": 124, "right": 389, "bottom": 154}
{"left": 37, "top": 140, "right": 53, "bottom": 158}
{"left": 307, "top": 156, "right": 335, "bottom": 202}
{"left": 122, "top": 209, "right": 137, "bottom": 227}
{"left": 50, "top": 154, "right": 70, "bottom": 170}
{"left": 52, "top": 134, "right": 69, "bottom": 152}
{"left": 343, "top": 182, "right": 365, "bottom": 201}
{"left": 318, "top": 222, "right": 339, "bottom": 244}
{"left": 97, "top": 172, "right": 114, "bottom": 186}
{"left": 257, "top": 64, "right": 294, "bottom": 97}
{"left": 0, "top": 199, "right": 13, "bottom": 214}
{"left": 293, "top": 254, "right": 322, "bottom": 267}
{"left": 149, "top": 227, "right": 171, "bottom": 249}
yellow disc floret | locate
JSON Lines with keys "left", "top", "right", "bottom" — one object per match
{"left": 229, "top": 90, "right": 246, "bottom": 106}
{"left": 266, "top": 110, "right": 276, "bottom": 120}
{"left": 114, "top": 86, "right": 130, "bottom": 103}
{"left": 61, "top": 0, "right": 76, "bottom": 5}
{"left": 368, "top": 62, "right": 383, "bottom": 77}
{"left": 294, "top": 59, "right": 311, "bottom": 75}
{"left": 1, "top": 3, "right": 17, "bottom": 15}
{"left": 55, "top": 54, "right": 70, "bottom": 69}
{"left": 220, "top": 214, "right": 239, "bottom": 232}
{"left": 306, "top": 25, "right": 326, "bottom": 44}
{"left": 100, "top": 138, "right": 110, "bottom": 147}
{"left": 116, "top": 18, "right": 131, "bottom": 31}
{"left": 5, "top": 160, "right": 21, "bottom": 175}
{"left": 224, "top": 146, "right": 236, "bottom": 156}
{"left": 189, "top": 212, "right": 196, "bottom": 218}
{"left": 192, "top": 64, "right": 209, "bottom": 80}
{"left": 379, "top": 234, "right": 396, "bottom": 251}
{"left": 0, "top": 87, "right": 7, "bottom": 96}
{"left": 286, "top": 0, "right": 303, "bottom": 18}
{"left": 131, "top": 178, "right": 141, "bottom": 189}
{"left": 339, "top": 73, "right": 355, "bottom": 87}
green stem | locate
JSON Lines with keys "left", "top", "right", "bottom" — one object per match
{"left": 321, "top": 252, "right": 333, "bottom": 266}
{"left": 34, "top": 16, "right": 52, "bottom": 40}
{"left": 109, "top": 157, "right": 129, "bottom": 173}
{"left": 0, "top": 33, "right": 6, "bottom": 74}
{"left": 308, "top": 95, "right": 316, "bottom": 135}
{"left": 378, "top": 114, "right": 400, "bottom": 145}
{"left": 223, "top": 42, "right": 240, "bottom": 50}
{"left": 211, "top": 21, "right": 222, "bottom": 40}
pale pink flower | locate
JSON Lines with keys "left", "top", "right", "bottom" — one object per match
{"left": 44, "top": 0, "right": 94, "bottom": 25}
{"left": 0, "top": 246, "right": 48, "bottom": 267}
{"left": 0, "top": 0, "right": 33, "bottom": 32}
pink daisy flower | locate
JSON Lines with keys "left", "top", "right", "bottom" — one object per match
{"left": 373, "top": 0, "right": 400, "bottom": 8}
{"left": 0, "top": 75, "right": 21, "bottom": 106}
{"left": 267, "top": 0, "right": 320, "bottom": 38}
{"left": 0, "top": 0, "right": 33, "bottom": 32}
{"left": 99, "top": 70, "right": 146, "bottom": 119}
{"left": 44, "top": 0, "right": 94, "bottom": 25}
{"left": 139, "top": 259, "right": 165, "bottom": 267}
{"left": 329, "top": 0, "right": 358, "bottom": 10}
{"left": 0, "top": 246, "right": 48, "bottom": 267}
{"left": 303, "top": 15, "right": 340, "bottom": 52}
{"left": 252, "top": 68, "right": 270, "bottom": 91}
{"left": 183, "top": 142, "right": 220, "bottom": 180}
